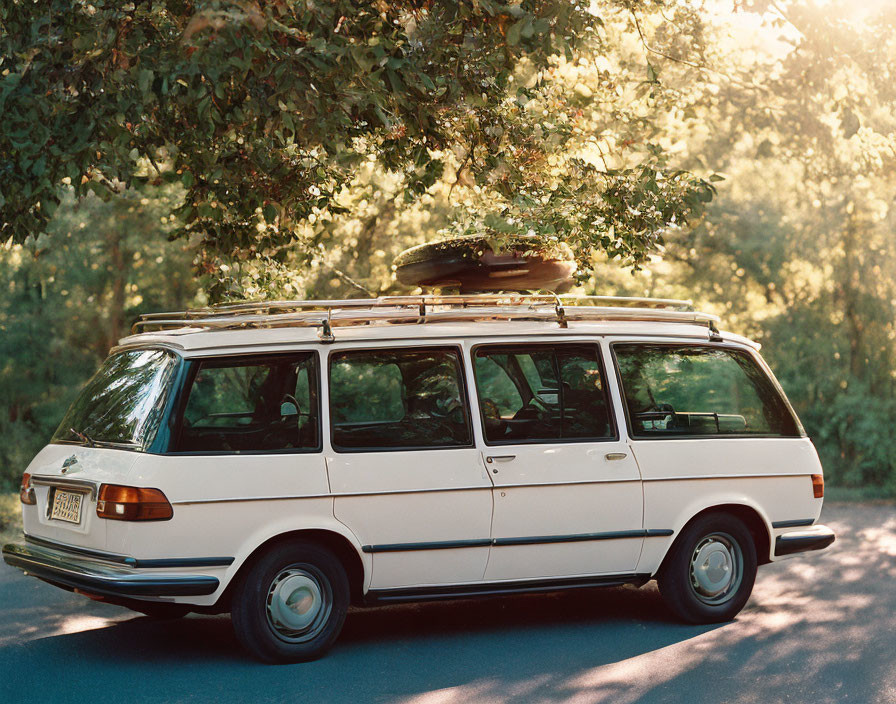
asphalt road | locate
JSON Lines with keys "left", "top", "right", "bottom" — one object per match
{"left": 1, "top": 502, "right": 894, "bottom": 704}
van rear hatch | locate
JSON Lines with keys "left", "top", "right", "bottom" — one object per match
{"left": 21, "top": 348, "right": 180, "bottom": 552}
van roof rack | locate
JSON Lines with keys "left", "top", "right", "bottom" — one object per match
{"left": 131, "top": 294, "right": 721, "bottom": 342}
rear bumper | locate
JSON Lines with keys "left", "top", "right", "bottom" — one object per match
{"left": 774, "top": 524, "right": 836, "bottom": 557}
{"left": 2, "top": 541, "right": 219, "bottom": 598}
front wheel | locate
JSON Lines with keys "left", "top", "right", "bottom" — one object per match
{"left": 658, "top": 513, "right": 758, "bottom": 624}
{"left": 231, "top": 541, "right": 349, "bottom": 663}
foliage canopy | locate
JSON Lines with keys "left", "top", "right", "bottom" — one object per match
{"left": 1, "top": 0, "right": 714, "bottom": 297}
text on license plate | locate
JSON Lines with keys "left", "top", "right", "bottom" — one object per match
{"left": 50, "top": 490, "right": 84, "bottom": 524}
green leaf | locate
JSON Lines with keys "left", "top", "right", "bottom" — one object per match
{"left": 532, "top": 18, "right": 551, "bottom": 35}
{"left": 197, "top": 95, "right": 211, "bottom": 121}
{"left": 41, "top": 198, "right": 58, "bottom": 217}
{"left": 138, "top": 69, "right": 153, "bottom": 94}
{"left": 506, "top": 19, "right": 525, "bottom": 46}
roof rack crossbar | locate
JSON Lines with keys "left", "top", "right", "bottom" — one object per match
{"left": 130, "top": 294, "right": 719, "bottom": 340}
{"left": 136, "top": 294, "right": 693, "bottom": 321}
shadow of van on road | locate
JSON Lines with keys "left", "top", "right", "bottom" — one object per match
{"left": 0, "top": 582, "right": 722, "bottom": 704}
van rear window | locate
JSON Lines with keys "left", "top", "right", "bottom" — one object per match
{"left": 52, "top": 348, "right": 180, "bottom": 450}
{"left": 614, "top": 344, "right": 802, "bottom": 438}
{"left": 172, "top": 352, "right": 320, "bottom": 454}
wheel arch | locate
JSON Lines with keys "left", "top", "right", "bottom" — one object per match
{"left": 217, "top": 528, "right": 367, "bottom": 611}
{"left": 659, "top": 502, "right": 772, "bottom": 575}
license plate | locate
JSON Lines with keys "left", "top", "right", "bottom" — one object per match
{"left": 50, "top": 490, "right": 84, "bottom": 524}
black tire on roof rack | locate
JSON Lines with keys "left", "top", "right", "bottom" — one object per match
{"left": 394, "top": 235, "right": 577, "bottom": 293}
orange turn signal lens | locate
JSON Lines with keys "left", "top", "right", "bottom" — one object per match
{"left": 811, "top": 474, "right": 824, "bottom": 499}
{"left": 19, "top": 472, "right": 36, "bottom": 505}
{"left": 96, "top": 484, "right": 173, "bottom": 521}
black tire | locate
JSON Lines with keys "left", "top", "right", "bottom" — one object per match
{"left": 658, "top": 513, "right": 758, "bottom": 624}
{"left": 231, "top": 541, "right": 349, "bottom": 663}
{"left": 131, "top": 602, "right": 192, "bottom": 619}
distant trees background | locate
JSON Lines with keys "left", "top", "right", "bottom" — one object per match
{"left": 1, "top": 0, "right": 894, "bottom": 494}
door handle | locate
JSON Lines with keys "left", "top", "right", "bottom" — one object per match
{"left": 605, "top": 452, "right": 628, "bottom": 461}
{"left": 486, "top": 455, "right": 516, "bottom": 463}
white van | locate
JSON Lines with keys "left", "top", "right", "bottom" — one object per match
{"left": 3, "top": 295, "right": 835, "bottom": 662}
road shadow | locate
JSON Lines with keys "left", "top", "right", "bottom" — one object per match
{"left": 0, "top": 582, "right": 722, "bottom": 704}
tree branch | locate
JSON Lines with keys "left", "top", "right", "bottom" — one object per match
{"left": 448, "top": 144, "right": 474, "bottom": 196}
{"left": 630, "top": 10, "right": 705, "bottom": 71}
{"left": 326, "top": 265, "right": 376, "bottom": 296}
{"left": 629, "top": 8, "right": 774, "bottom": 98}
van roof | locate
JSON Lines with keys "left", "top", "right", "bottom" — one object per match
{"left": 117, "top": 295, "right": 759, "bottom": 355}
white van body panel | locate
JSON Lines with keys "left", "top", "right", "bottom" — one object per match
{"left": 328, "top": 450, "right": 494, "bottom": 589}
{"left": 21, "top": 444, "right": 139, "bottom": 550}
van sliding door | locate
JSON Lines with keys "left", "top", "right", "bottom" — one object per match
{"left": 326, "top": 344, "right": 493, "bottom": 590}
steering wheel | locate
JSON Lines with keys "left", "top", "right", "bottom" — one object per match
{"left": 259, "top": 394, "right": 304, "bottom": 450}
{"left": 281, "top": 393, "right": 301, "bottom": 415}
{"left": 279, "top": 393, "right": 314, "bottom": 420}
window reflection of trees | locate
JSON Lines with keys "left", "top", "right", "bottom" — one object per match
{"left": 53, "top": 349, "right": 179, "bottom": 448}
{"left": 330, "top": 350, "right": 471, "bottom": 450}
{"left": 615, "top": 345, "right": 800, "bottom": 437}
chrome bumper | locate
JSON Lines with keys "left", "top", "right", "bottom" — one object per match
{"left": 2, "top": 541, "right": 219, "bottom": 598}
{"left": 774, "top": 524, "right": 836, "bottom": 557}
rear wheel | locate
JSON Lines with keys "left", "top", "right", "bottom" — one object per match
{"left": 658, "top": 513, "right": 758, "bottom": 624}
{"left": 231, "top": 541, "right": 349, "bottom": 663}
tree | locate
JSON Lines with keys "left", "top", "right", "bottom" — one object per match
{"left": 1, "top": 0, "right": 714, "bottom": 299}
{"left": 0, "top": 187, "right": 198, "bottom": 488}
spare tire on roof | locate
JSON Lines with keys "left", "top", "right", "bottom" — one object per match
{"left": 394, "top": 235, "right": 577, "bottom": 293}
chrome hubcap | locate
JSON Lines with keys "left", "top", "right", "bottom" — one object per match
{"left": 689, "top": 533, "right": 743, "bottom": 605}
{"left": 266, "top": 566, "right": 331, "bottom": 643}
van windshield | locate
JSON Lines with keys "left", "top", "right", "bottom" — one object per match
{"left": 52, "top": 348, "right": 180, "bottom": 451}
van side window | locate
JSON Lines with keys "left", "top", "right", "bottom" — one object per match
{"left": 172, "top": 353, "right": 320, "bottom": 453}
{"left": 614, "top": 344, "right": 801, "bottom": 438}
{"left": 473, "top": 344, "right": 614, "bottom": 444}
{"left": 329, "top": 348, "right": 472, "bottom": 451}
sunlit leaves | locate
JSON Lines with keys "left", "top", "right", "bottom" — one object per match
{"left": 0, "top": 0, "right": 711, "bottom": 295}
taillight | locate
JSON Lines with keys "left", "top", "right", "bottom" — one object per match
{"left": 811, "top": 474, "right": 824, "bottom": 498}
{"left": 96, "top": 484, "right": 173, "bottom": 521}
{"left": 19, "top": 473, "right": 36, "bottom": 505}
